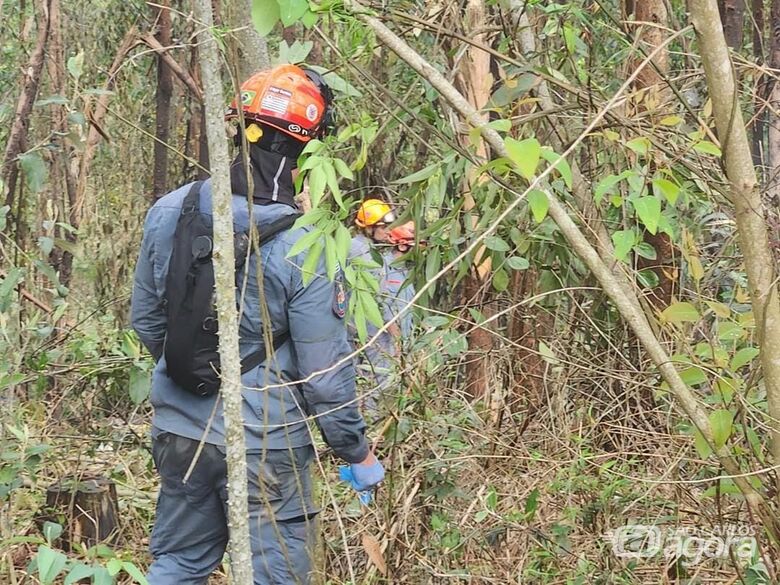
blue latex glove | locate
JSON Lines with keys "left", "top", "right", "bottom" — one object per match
{"left": 339, "top": 457, "right": 385, "bottom": 505}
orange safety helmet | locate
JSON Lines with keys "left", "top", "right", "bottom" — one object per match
{"left": 227, "top": 64, "right": 333, "bottom": 144}
{"left": 355, "top": 199, "right": 394, "bottom": 228}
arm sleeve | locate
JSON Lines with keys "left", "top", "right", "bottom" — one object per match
{"left": 130, "top": 211, "right": 166, "bottom": 361}
{"left": 288, "top": 264, "right": 369, "bottom": 464}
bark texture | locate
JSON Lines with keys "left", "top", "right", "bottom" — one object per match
{"left": 227, "top": 0, "right": 270, "bottom": 80}
{"left": 2, "top": 0, "right": 51, "bottom": 208}
{"left": 690, "top": 0, "right": 780, "bottom": 501}
{"left": 152, "top": 1, "right": 174, "bottom": 198}
{"left": 192, "top": 0, "right": 254, "bottom": 581}
{"left": 347, "top": 0, "right": 767, "bottom": 512}
{"left": 452, "top": 0, "right": 494, "bottom": 399}
{"left": 767, "top": 0, "right": 780, "bottom": 202}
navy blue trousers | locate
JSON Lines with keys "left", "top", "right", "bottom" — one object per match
{"left": 146, "top": 433, "right": 317, "bottom": 584}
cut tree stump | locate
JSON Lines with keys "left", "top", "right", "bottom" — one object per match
{"left": 44, "top": 476, "right": 120, "bottom": 550}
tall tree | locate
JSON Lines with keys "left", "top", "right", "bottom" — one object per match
{"left": 767, "top": 0, "right": 780, "bottom": 202}
{"left": 152, "top": 1, "right": 174, "bottom": 198}
{"left": 191, "top": 0, "right": 253, "bottom": 580}
{"left": 719, "top": 0, "right": 746, "bottom": 48}
{"left": 690, "top": 0, "right": 780, "bottom": 501}
{"left": 227, "top": 0, "right": 269, "bottom": 80}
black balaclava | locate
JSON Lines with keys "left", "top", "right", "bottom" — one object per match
{"left": 229, "top": 139, "right": 298, "bottom": 208}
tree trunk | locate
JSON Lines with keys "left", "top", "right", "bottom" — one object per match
{"left": 347, "top": 0, "right": 769, "bottom": 514}
{"left": 192, "top": 0, "right": 253, "bottom": 581}
{"left": 630, "top": 0, "right": 677, "bottom": 308}
{"left": 720, "top": 0, "right": 746, "bottom": 48}
{"left": 45, "top": 0, "right": 78, "bottom": 286}
{"left": 767, "top": 0, "right": 780, "bottom": 203}
{"left": 2, "top": 0, "right": 51, "bottom": 209}
{"left": 226, "top": 0, "right": 269, "bottom": 80}
{"left": 453, "top": 0, "right": 494, "bottom": 399}
{"left": 690, "top": 0, "right": 780, "bottom": 502}
{"left": 152, "top": 1, "right": 174, "bottom": 198}
{"left": 752, "top": 0, "right": 766, "bottom": 171}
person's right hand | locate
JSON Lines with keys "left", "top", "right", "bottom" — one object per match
{"left": 339, "top": 452, "right": 385, "bottom": 503}
{"left": 349, "top": 451, "right": 385, "bottom": 490}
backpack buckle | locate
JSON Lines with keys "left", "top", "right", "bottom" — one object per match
{"left": 202, "top": 316, "right": 218, "bottom": 333}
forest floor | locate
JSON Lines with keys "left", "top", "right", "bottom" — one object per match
{"left": 1, "top": 370, "right": 766, "bottom": 585}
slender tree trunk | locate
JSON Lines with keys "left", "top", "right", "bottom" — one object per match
{"left": 46, "top": 0, "right": 78, "bottom": 285}
{"left": 631, "top": 0, "right": 677, "bottom": 308}
{"left": 767, "top": 0, "right": 780, "bottom": 203}
{"left": 453, "top": 0, "right": 494, "bottom": 399}
{"left": 2, "top": 0, "right": 51, "bottom": 209}
{"left": 752, "top": 0, "right": 766, "bottom": 171}
{"left": 226, "top": 0, "right": 269, "bottom": 80}
{"left": 720, "top": 0, "right": 746, "bottom": 48}
{"left": 192, "top": 0, "right": 253, "bottom": 581}
{"left": 152, "top": 1, "right": 174, "bottom": 198}
{"left": 346, "top": 0, "right": 770, "bottom": 514}
{"left": 690, "top": 0, "right": 780, "bottom": 501}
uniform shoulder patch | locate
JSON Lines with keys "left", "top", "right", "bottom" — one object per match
{"left": 333, "top": 272, "right": 347, "bottom": 319}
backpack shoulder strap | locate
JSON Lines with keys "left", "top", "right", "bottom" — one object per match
{"left": 181, "top": 180, "right": 204, "bottom": 214}
{"left": 257, "top": 213, "right": 301, "bottom": 246}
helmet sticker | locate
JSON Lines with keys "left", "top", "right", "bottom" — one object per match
{"left": 261, "top": 86, "right": 291, "bottom": 115}
{"left": 288, "top": 124, "right": 302, "bottom": 133}
{"left": 241, "top": 90, "right": 256, "bottom": 106}
{"left": 305, "top": 103, "right": 319, "bottom": 122}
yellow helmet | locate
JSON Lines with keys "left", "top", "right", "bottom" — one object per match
{"left": 355, "top": 198, "right": 394, "bottom": 228}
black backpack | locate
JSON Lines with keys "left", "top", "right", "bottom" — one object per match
{"left": 163, "top": 181, "right": 299, "bottom": 397}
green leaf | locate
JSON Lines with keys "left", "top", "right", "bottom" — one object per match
{"left": 42, "top": 522, "right": 62, "bottom": 545}
{"left": 64, "top": 563, "right": 95, "bottom": 585}
{"left": 506, "top": 256, "right": 529, "bottom": 270}
{"left": 527, "top": 189, "right": 549, "bottom": 223}
{"left": 358, "top": 290, "right": 384, "bottom": 328}
{"left": 611, "top": 230, "right": 635, "bottom": 262}
{"left": 538, "top": 341, "right": 559, "bottom": 365}
{"left": 278, "top": 0, "right": 308, "bottom": 26}
{"left": 394, "top": 162, "right": 439, "bottom": 184}
{"left": 487, "top": 119, "right": 511, "bottom": 132}
{"left": 334, "top": 224, "right": 351, "bottom": 268}
{"left": 129, "top": 367, "right": 150, "bottom": 405}
{"left": 652, "top": 178, "right": 681, "bottom": 205}
{"left": 693, "top": 428, "right": 712, "bottom": 458}
{"left": 660, "top": 302, "right": 699, "bottom": 323}
{"left": 122, "top": 561, "right": 149, "bottom": 585}
{"left": 67, "top": 51, "right": 84, "bottom": 80}
{"left": 718, "top": 321, "right": 744, "bottom": 341}
{"left": 731, "top": 347, "right": 759, "bottom": 371}
{"left": 562, "top": 22, "right": 576, "bottom": 54}
{"left": 660, "top": 115, "right": 683, "bottom": 126}
{"left": 251, "top": 0, "right": 280, "bottom": 37}
{"left": 300, "top": 8, "right": 318, "bottom": 28}
{"left": 324, "top": 236, "right": 337, "bottom": 281}
{"left": 594, "top": 171, "right": 631, "bottom": 205}
{"left": 709, "top": 409, "right": 733, "bottom": 449}
{"left": 37, "top": 545, "right": 67, "bottom": 585}
{"left": 35, "top": 95, "right": 68, "bottom": 107}
{"left": 625, "top": 137, "right": 651, "bottom": 155}
{"left": 300, "top": 239, "right": 323, "bottom": 286}
{"left": 307, "top": 164, "right": 327, "bottom": 208}
{"left": 333, "top": 158, "right": 353, "bottom": 180}
{"left": 38, "top": 236, "right": 54, "bottom": 256}
{"left": 636, "top": 269, "right": 659, "bottom": 288}
{"left": 484, "top": 236, "right": 510, "bottom": 252}
{"left": 524, "top": 488, "right": 539, "bottom": 520}
{"left": 19, "top": 151, "right": 48, "bottom": 193}
{"left": 679, "top": 366, "right": 707, "bottom": 386}
{"left": 106, "top": 558, "right": 122, "bottom": 576}
{"left": 92, "top": 567, "right": 113, "bottom": 585}
{"left": 633, "top": 196, "right": 661, "bottom": 235}
{"left": 505, "top": 137, "right": 541, "bottom": 181}
{"left": 492, "top": 267, "right": 509, "bottom": 292}
{"left": 693, "top": 140, "right": 722, "bottom": 156}
{"left": 486, "top": 487, "right": 498, "bottom": 510}
{"left": 286, "top": 229, "right": 320, "bottom": 258}
{"left": 540, "top": 149, "right": 573, "bottom": 189}
{"left": 633, "top": 242, "right": 657, "bottom": 260}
